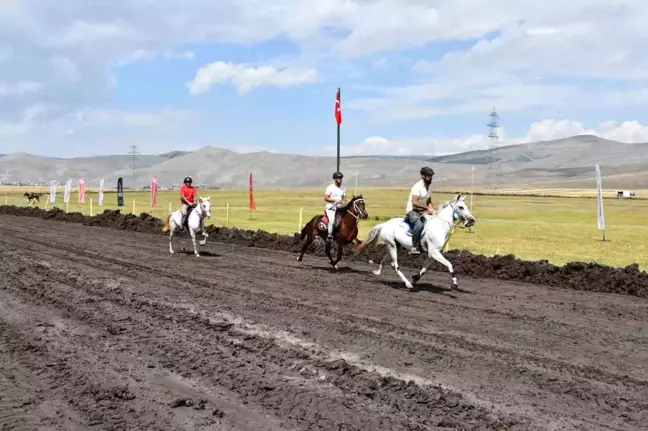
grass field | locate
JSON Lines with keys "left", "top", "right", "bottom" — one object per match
{"left": 3, "top": 186, "right": 648, "bottom": 269}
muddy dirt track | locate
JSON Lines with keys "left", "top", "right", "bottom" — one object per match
{"left": 1, "top": 213, "right": 648, "bottom": 430}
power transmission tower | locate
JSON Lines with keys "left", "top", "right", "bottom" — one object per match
{"left": 129, "top": 144, "right": 139, "bottom": 185}
{"left": 486, "top": 107, "right": 502, "bottom": 192}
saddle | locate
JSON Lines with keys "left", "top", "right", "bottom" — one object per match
{"left": 319, "top": 211, "right": 344, "bottom": 236}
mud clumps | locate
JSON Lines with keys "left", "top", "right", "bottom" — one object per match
{"left": 1, "top": 204, "right": 647, "bottom": 298}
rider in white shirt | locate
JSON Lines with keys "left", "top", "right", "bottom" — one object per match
{"left": 405, "top": 166, "right": 436, "bottom": 254}
{"left": 324, "top": 171, "right": 347, "bottom": 242}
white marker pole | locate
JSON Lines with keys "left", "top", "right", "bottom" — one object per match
{"left": 595, "top": 164, "right": 609, "bottom": 242}
{"left": 298, "top": 207, "right": 303, "bottom": 232}
{"left": 354, "top": 172, "right": 358, "bottom": 195}
{"left": 226, "top": 202, "right": 230, "bottom": 228}
{"left": 132, "top": 199, "right": 135, "bottom": 214}
{"left": 90, "top": 198, "right": 93, "bottom": 216}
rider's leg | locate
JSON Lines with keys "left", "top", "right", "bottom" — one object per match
{"left": 180, "top": 204, "right": 188, "bottom": 227}
{"left": 410, "top": 216, "right": 424, "bottom": 255}
{"left": 326, "top": 207, "right": 336, "bottom": 240}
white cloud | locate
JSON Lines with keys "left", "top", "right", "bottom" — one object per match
{"left": 2, "top": 0, "right": 648, "bottom": 155}
{"left": 0, "top": 81, "right": 42, "bottom": 96}
{"left": 187, "top": 61, "right": 317, "bottom": 94}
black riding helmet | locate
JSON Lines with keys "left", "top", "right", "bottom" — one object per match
{"left": 184, "top": 176, "right": 193, "bottom": 184}
{"left": 333, "top": 171, "right": 344, "bottom": 179}
{"left": 420, "top": 166, "right": 434, "bottom": 176}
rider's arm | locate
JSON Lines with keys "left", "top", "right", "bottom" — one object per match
{"left": 324, "top": 193, "right": 338, "bottom": 203}
{"left": 411, "top": 195, "right": 427, "bottom": 211}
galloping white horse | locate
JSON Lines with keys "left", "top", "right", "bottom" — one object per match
{"left": 162, "top": 197, "right": 212, "bottom": 257}
{"left": 354, "top": 194, "right": 476, "bottom": 290}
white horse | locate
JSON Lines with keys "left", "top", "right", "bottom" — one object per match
{"left": 353, "top": 194, "right": 476, "bottom": 290}
{"left": 162, "top": 197, "right": 212, "bottom": 257}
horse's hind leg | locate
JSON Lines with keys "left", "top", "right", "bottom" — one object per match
{"left": 169, "top": 229, "right": 175, "bottom": 254}
{"left": 297, "top": 229, "right": 315, "bottom": 262}
{"left": 372, "top": 252, "right": 391, "bottom": 276}
{"left": 387, "top": 242, "right": 413, "bottom": 289}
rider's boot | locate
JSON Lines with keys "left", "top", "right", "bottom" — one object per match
{"left": 409, "top": 220, "right": 423, "bottom": 255}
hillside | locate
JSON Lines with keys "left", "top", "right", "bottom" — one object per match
{"left": 1, "top": 135, "right": 646, "bottom": 189}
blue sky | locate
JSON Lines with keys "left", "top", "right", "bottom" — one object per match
{"left": 1, "top": 0, "right": 648, "bottom": 158}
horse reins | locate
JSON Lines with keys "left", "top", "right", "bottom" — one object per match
{"left": 344, "top": 198, "right": 366, "bottom": 220}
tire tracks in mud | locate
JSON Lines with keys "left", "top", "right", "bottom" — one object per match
{"left": 1, "top": 217, "right": 648, "bottom": 430}
{"left": 0, "top": 245, "right": 523, "bottom": 431}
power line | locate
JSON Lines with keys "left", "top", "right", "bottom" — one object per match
{"left": 129, "top": 143, "right": 139, "bottom": 180}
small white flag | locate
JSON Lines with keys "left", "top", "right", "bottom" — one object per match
{"left": 98, "top": 178, "right": 105, "bottom": 206}
{"left": 49, "top": 181, "right": 58, "bottom": 203}
{"left": 63, "top": 179, "right": 72, "bottom": 203}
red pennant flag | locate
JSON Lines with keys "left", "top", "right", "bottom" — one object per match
{"left": 335, "top": 88, "right": 342, "bottom": 125}
{"left": 78, "top": 177, "right": 85, "bottom": 203}
{"left": 249, "top": 173, "right": 256, "bottom": 210}
{"left": 151, "top": 176, "right": 157, "bottom": 208}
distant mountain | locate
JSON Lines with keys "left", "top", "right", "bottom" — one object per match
{"left": 1, "top": 135, "right": 647, "bottom": 189}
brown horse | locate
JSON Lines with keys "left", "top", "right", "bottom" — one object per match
{"left": 24, "top": 192, "right": 43, "bottom": 205}
{"left": 296, "top": 194, "right": 368, "bottom": 269}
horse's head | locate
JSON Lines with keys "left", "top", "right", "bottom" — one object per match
{"left": 449, "top": 194, "right": 475, "bottom": 227}
{"left": 348, "top": 194, "right": 368, "bottom": 219}
{"left": 198, "top": 196, "right": 211, "bottom": 219}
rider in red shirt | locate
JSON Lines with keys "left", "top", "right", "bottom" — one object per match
{"left": 179, "top": 176, "right": 196, "bottom": 227}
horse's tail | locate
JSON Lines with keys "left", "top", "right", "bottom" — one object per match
{"left": 300, "top": 215, "right": 318, "bottom": 239}
{"left": 353, "top": 222, "right": 383, "bottom": 254}
{"left": 162, "top": 213, "right": 171, "bottom": 233}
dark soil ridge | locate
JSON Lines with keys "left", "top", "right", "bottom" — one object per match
{"left": 1, "top": 204, "right": 646, "bottom": 298}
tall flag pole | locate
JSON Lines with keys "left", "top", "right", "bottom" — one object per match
{"left": 335, "top": 87, "right": 342, "bottom": 172}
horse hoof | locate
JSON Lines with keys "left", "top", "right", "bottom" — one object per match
{"left": 405, "top": 283, "right": 414, "bottom": 290}
{"left": 334, "top": 264, "right": 339, "bottom": 271}
{"left": 371, "top": 270, "right": 381, "bottom": 276}
{"left": 451, "top": 282, "right": 459, "bottom": 290}
{"left": 169, "top": 250, "right": 174, "bottom": 254}
{"left": 412, "top": 274, "right": 421, "bottom": 283}
{"left": 195, "top": 253, "right": 200, "bottom": 257}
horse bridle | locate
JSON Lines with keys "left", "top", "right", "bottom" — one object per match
{"left": 344, "top": 198, "right": 366, "bottom": 220}
{"left": 435, "top": 201, "right": 469, "bottom": 229}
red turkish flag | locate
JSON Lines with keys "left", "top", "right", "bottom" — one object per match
{"left": 335, "top": 88, "right": 342, "bottom": 125}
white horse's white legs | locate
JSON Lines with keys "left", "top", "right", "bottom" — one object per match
{"left": 388, "top": 244, "right": 413, "bottom": 289}
{"left": 425, "top": 248, "right": 457, "bottom": 289}
{"left": 372, "top": 252, "right": 391, "bottom": 276}
{"left": 169, "top": 227, "right": 175, "bottom": 254}
{"left": 190, "top": 230, "right": 200, "bottom": 257}
{"left": 199, "top": 231, "right": 208, "bottom": 246}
